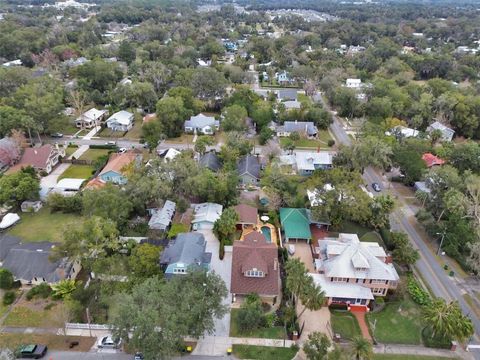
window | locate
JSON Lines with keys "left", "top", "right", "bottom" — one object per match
{"left": 372, "top": 288, "right": 386, "bottom": 295}
{"left": 173, "top": 268, "right": 186, "bottom": 274}
{"left": 370, "top": 279, "right": 386, "bottom": 285}
{"left": 332, "top": 277, "right": 348, "bottom": 282}
{"left": 245, "top": 270, "right": 265, "bottom": 277}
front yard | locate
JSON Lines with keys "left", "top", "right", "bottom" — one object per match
{"left": 164, "top": 134, "right": 194, "bottom": 144}
{"left": 279, "top": 137, "right": 330, "bottom": 149}
{"left": 230, "top": 308, "right": 286, "bottom": 339}
{"left": 0, "top": 334, "right": 95, "bottom": 352}
{"left": 367, "top": 297, "right": 424, "bottom": 345}
{"left": 232, "top": 345, "right": 298, "bottom": 360}
{"left": 58, "top": 164, "right": 95, "bottom": 180}
{"left": 330, "top": 310, "right": 362, "bottom": 340}
{"left": 78, "top": 148, "right": 111, "bottom": 162}
{"left": 8, "top": 207, "right": 80, "bottom": 242}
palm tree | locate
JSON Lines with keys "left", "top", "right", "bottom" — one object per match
{"left": 285, "top": 258, "right": 309, "bottom": 303}
{"left": 350, "top": 336, "right": 373, "bottom": 360}
{"left": 298, "top": 278, "right": 325, "bottom": 318}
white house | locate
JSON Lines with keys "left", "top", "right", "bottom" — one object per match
{"left": 184, "top": 114, "right": 219, "bottom": 135}
{"left": 386, "top": 126, "right": 420, "bottom": 138}
{"left": 148, "top": 200, "right": 176, "bottom": 231}
{"left": 426, "top": 121, "right": 455, "bottom": 142}
{"left": 75, "top": 108, "right": 109, "bottom": 129}
{"left": 106, "top": 110, "right": 134, "bottom": 132}
{"left": 294, "top": 151, "right": 333, "bottom": 175}
{"left": 346, "top": 78, "right": 362, "bottom": 89}
{"left": 192, "top": 203, "right": 223, "bottom": 230}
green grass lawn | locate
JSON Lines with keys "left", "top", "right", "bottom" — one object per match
{"left": 123, "top": 118, "right": 143, "bottom": 140}
{"left": 317, "top": 129, "right": 334, "bottom": 144}
{"left": 330, "top": 310, "right": 362, "bottom": 340}
{"left": 4, "top": 302, "right": 61, "bottom": 327}
{"left": 230, "top": 309, "right": 285, "bottom": 339}
{"left": 279, "top": 137, "right": 325, "bottom": 149}
{"left": 164, "top": 134, "right": 194, "bottom": 144}
{"left": 374, "top": 355, "right": 458, "bottom": 360}
{"left": 58, "top": 165, "right": 95, "bottom": 180}
{"left": 98, "top": 127, "right": 124, "bottom": 138}
{"left": 360, "top": 231, "right": 382, "bottom": 243}
{"left": 232, "top": 345, "right": 297, "bottom": 360}
{"left": 64, "top": 146, "right": 78, "bottom": 158}
{"left": 333, "top": 221, "right": 373, "bottom": 238}
{"left": 78, "top": 148, "right": 111, "bottom": 162}
{"left": 8, "top": 207, "right": 80, "bottom": 242}
{"left": 367, "top": 298, "right": 424, "bottom": 345}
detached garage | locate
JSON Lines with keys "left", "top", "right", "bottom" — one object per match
{"left": 280, "top": 208, "right": 312, "bottom": 243}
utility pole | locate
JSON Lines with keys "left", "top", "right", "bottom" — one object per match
{"left": 436, "top": 231, "right": 446, "bottom": 256}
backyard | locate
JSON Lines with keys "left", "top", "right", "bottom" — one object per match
{"left": 8, "top": 207, "right": 80, "bottom": 242}
{"left": 367, "top": 297, "right": 424, "bottom": 345}
{"left": 230, "top": 308, "right": 285, "bottom": 339}
{"left": 58, "top": 164, "right": 95, "bottom": 180}
{"left": 232, "top": 345, "right": 298, "bottom": 360}
{"left": 330, "top": 310, "right": 362, "bottom": 340}
{"left": 279, "top": 134, "right": 333, "bottom": 149}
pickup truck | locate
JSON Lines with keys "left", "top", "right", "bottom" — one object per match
{"left": 16, "top": 344, "right": 48, "bottom": 359}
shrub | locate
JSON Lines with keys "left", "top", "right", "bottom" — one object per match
{"left": 406, "top": 275, "right": 431, "bottom": 305}
{"left": 422, "top": 326, "right": 452, "bottom": 349}
{"left": 443, "top": 264, "right": 448, "bottom": 270}
{"left": 375, "top": 297, "right": 384, "bottom": 305}
{"left": 3, "top": 291, "right": 15, "bottom": 305}
{"left": 26, "top": 283, "right": 52, "bottom": 300}
{"left": 327, "top": 139, "right": 335, "bottom": 147}
{"left": 0, "top": 269, "right": 14, "bottom": 290}
{"left": 264, "top": 312, "right": 277, "bottom": 328}
{"left": 44, "top": 302, "right": 56, "bottom": 311}
{"left": 237, "top": 295, "right": 265, "bottom": 332}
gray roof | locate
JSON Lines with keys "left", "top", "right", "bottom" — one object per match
{"left": 277, "top": 121, "right": 318, "bottom": 136}
{"left": 0, "top": 237, "right": 75, "bottom": 283}
{"left": 160, "top": 232, "right": 212, "bottom": 267}
{"left": 148, "top": 200, "right": 176, "bottom": 230}
{"left": 184, "top": 114, "right": 219, "bottom": 129}
{"left": 278, "top": 89, "right": 298, "bottom": 101}
{"left": 237, "top": 155, "right": 260, "bottom": 179}
{"left": 199, "top": 152, "right": 222, "bottom": 172}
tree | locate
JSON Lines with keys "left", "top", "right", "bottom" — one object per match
{"left": 213, "top": 207, "right": 239, "bottom": 244}
{"left": 0, "top": 269, "right": 14, "bottom": 290}
{"left": 423, "top": 299, "right": 474, "bottom": 343}
{"left": 156, "top": 97, "right": 192, "bottom": 138}
{"left": 194, "top": 136, "right": 214, "bottom": 155}
{"left": 190, "top": 68, "right": 227, "bottom": 101}
{"left": 467, "top": 241, "right": 480, "bottom": 275}
{"left": 129, "top": 243, "right": 162, "bottom": 279}
{"left": 393, "top": 147, "right": 427, "bottom": 185}
{"left": 51, "top": 279, "right": 77, "bottom": 300}
{"left": 142, "top": 119, "right": 163, "bottom": 151}
{"left": 74, "top": 60, "right": 123, "bottom": 99}
{"left": 0, "top": 168, "right": 39, "bottom": 207}
{"left": 251, "top": 101, "right": 274, "bottom": 130}
{"left": 390, "top": 232, "right": 420, "bottom": 267}
{"left": 111, "top": 272, "right": 227, "bottom": 359}
{"left": 350, "top": 336, "right": 373, "bottom": 360}
{"left": 303, "top": 332, "right": 331, "bottom": 360}
{"left": 298, "top": 280, "right": 325, "bottom": 318}
{"left": 368, "top": 195, "right": 395, "bottom": 229}
{"left": 0, "top": 137, "right": 21, "bottom": 166}
{"left": 429, "top": 129, "right": 443, "bottom": 146}
{"left": 221, "top": 105, "right": 247, "bottom": 132}
{"left": 82, "top": 185, "right": 133, "bottom": 227}
{"left": 0, "top": 106, "right": 35, "bottom": 138}
{"left": 336, "top": 137, "right": 392, "bottom": 173}
{"left": 237, "top": 293, "right": 264, "bottom": 332}
{"left": 118, "top": 41, "right": 136, "bottom": 64}
{"left": 168, "top": 86, "right": 204, "bottom": 114}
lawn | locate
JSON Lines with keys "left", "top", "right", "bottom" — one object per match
{"left": 78, "top": 148, "right": 111, "bottom": 162}
{"left": 164, "top": 134, "right": 194, "bottom": 144}
{"left": 367, "top": 298, "right": 424, "bottom": 345}
{"left": 374, "top": 355, "right": 458, "bottom": 360}
{"left": 330, "top": 310, "right": 361, "bottom": 340}
{"left": 360, "top": 231, "right": 382, "bottom": 243}
{"left": 0, "top": 334, "right": 95, "bottom": 352}
{"left": 98, "top": 127, "right": 124, "bottom": 138}
{"left": 317, "top": 129, "right": 334, "bottom": 145}
{"left": 58, "top": 164, "right": 95, "bottom": 180}
{"left": 123, "top": 118, "right": 143, "bottom": 140}
{"left": 279, "top": 137, "right": 326, "bottom": 149}
{"left": 333, "top": 221, "right": 373, "bottom": 238}
{"left": 232, "top": 345, "right": 298, "bottom": 360}
{"left": 64, "top": 146, "right": 78, "bottom": 158}
{"left": 230, "top": 309, "right": 285, "bottom": 339}
{"left": 8, "top": 207, "right": 80, "bottom": 242}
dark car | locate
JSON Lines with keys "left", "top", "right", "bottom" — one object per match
{"left": 371, "top": 182, "right": 381, "bottom": 192}
{"left": 50, "top": 132, "right": 63, "bottom": 138}
{"left": 134, "top": 352, "right": 144, "bottom": 360}
{"left": 16, "top": 344, "right": 48, "bottom": 359}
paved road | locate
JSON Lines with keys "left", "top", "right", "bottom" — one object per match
{"left": 317, "top": 92, "right": 480, "bottom": 353}
{"left": 46, "top": 351, "right": 224, "bottom": 359}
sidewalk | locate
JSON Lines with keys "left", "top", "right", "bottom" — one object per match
{"left": 374, "top": 343, "right": 474, "bottom": 360}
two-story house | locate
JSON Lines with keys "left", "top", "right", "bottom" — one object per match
{"left": 310, "top": 233, "right": 399, "bottom": 306}
{"left": 7, "top": 144, "right": 65, "bottom": 175}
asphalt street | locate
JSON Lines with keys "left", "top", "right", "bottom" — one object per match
{"left": 46, "top": 352, "right": 227, "bottom": 360}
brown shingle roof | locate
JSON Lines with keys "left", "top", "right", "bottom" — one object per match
{"left": 231, "top": 231, "right": 279, "bottom": 297}
{"left": 234, "top": 204, "right": 258, "bottom": 225}
{"left": 99, "top": 152, "right": 136, "bottom": 176}
{"left": 18, "top": 145, "right": 53, "bottom": 169}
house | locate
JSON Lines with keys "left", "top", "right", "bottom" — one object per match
{"left": 277, "top": 89, "right": 298, "bottom": 101}
{"left": 84, "top": 177, "right": 106, "bottom": 190}
{"left": 2, "top": 59, "right": 22, "bottom": 67}
{"left": 276, "top": 121, "right": 318, "bottom": 138}
{"left": 311, "top": 233, "right": 399, "bottom": 306}
{"left": 234, "top": 204, "right": 258, "bottom": 229}
{"left": 119, "top": 77, "right": 132, "bottom": 86}
{"left": 148, "top": 200, "right": 176, "bottom": 231}
{"left": 275, "top": 71, "right": 292, "bottom": 84}
{"left": 184, "top": 114, "right": 219, "bottom": 135}
{"left": 294, "top": 151, "right": 333, "bottom": 175}
{"left": 283, "top": 100, "right": 302, "bottom": 110}
{"left": 237, "top": 155, "right": 261, "bottom": 186}
{"left": 346, "top": 78, "right": 362, "bottom": 89}
{"left": 106, "top": 110, "right": 134, "bottom": 132}
{"left": 7, "top": 144, "right": 65, "bottom": 174}
{"left": 199, "top": 151, "right": 222, "bottom": 172}
{"left": 197, "top": 59, "right": 212, "bottom": 67}
{"left": 98, "top": 151, "right": 138, "bottom": 185}
{"left": 159, "top": 232, "right": 212, "bottom": 278}
{"left": 387, "top": 126, "right": 419, "bottom": 138}
{"left": 52, "top": 178, "right": 86, "bottom": 196}
{"left": 0, "top": 236, "right": 81, "bottom": 285}
{"left": 20, "top": 201, "right": 43, "bottom": 213}
{"left": 279, "top": 208, "right": 312, "bottom": 243}
{"left": 75, "top": 108, "right": 109, "bottom": 129}
{"left": 192, "top": 203, "right": 223, "bottom": 230}
{"left": 426, "top": 121, "right": 455, "bottom": 142}
{"left": 422, "top": 153, "right": 445, "bottom": 168}
{"left": 231, "top": 231, "right": 280, "bottom": 304}
{"left": 157, "top": 148, "right": 181, "bottom": 162}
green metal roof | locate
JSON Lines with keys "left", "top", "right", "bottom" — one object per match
{"left": 279, "top": 208, "right": 311, "bottom": 240}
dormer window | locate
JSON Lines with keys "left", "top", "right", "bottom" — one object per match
{"left": 245, "top": 268, "right": 265, "bottom": 277}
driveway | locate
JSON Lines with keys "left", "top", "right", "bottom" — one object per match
{"left": 198, "top": 230, "right": 232, "bottom": 337}
{"left": 291, "top": 242, "right": 316, "bottom": 273}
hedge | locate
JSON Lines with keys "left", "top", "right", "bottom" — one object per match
{"left": 89, "top": 144, "right": 118, "bottom": 150}
{"left": 406, "top": 274, "right": 431, "bottom": 306}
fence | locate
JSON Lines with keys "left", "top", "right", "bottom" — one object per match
{"left": 66, "top": 322, "right": 111, "bottom": 330}
{"left": 61, "top": 158, "right": 94, "bottom": 165}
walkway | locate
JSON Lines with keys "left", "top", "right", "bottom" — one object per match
{"left": 349, "top": 306, "right": 372, "bottom": 341}
{"left": 374, "top": 344, "right": 474, "bottom": 359}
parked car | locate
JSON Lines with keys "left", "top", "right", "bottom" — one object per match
{"left": 371, "top": 182, "right": 381, "bottom": 192}
{"left": 16, "top": 344, "right": 48, "bottom": 359}
{"left": 118, "top": 147, "right": 127, "bottom": 153}
{"left": 51, "top": 132, "right": 63, "bottom": 138}
{"left": 134, "top": 352, "right": 144, "bottom": 360}
{"left": 97, "top": 335, "right": 121, "bottom": 349}
{"left": 105, "top": 141, "right": 116, "bottom": 145}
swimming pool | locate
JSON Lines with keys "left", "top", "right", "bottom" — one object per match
{"left": 261, "top": 226, "right": 272, "bottom": 243}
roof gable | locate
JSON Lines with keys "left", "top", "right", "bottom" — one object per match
{"left": 279, "top": 208, "right": 311, "bottom": 239}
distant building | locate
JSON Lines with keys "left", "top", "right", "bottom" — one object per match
{"left": 426, "top": 121, "right": 455, "bottom": 142}
{"left": 106, "top": 110, "right": 134, "bottom": 132}
{"left": 277, "top": 89, "right": 298, "bottom": 101}
{"left": 275, "top": 71, "right": 292, "bottom": 84}
{"left": 345, "top": 78, "right": 362, "bottom": 89}
{"left": 199, "top": 152, "right": 222, "bottom": 172}
{"left": 422, "top": 153, "right": 445, "bottom": 168}
{"left": 2, "top": 59, "right": 22, "bottom": 67}
{"left": 21, "top": 201, "right": 43, "bottom": 213}
{"left": 7, "top": 144, "right": 65, "bottom": 175}
{"left": 387, "top": 126, "right": 419, "bottom": 138}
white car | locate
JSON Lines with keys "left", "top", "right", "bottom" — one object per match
{"left": 97, "top": 335, "right": 121, "bottom": 349}
{"left": 118, "top": 147, "right": 127, "bottom": 153}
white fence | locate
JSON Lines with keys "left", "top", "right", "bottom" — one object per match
{"left": 66, "top": 322, "right": 111, "bottom": 330}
